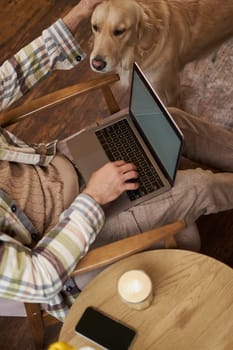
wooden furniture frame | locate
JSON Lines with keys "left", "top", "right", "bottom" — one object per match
{"left": 0, "top": 74, "right": 120, "bottom": 127}
{"left": 0, "top": 74, "right": 186, "bottom": 350}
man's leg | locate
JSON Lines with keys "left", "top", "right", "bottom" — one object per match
{"left": 168, "top": 107, "right": 233, "bottom": 172}
{"left": 93, "top": 168, "right": 233, "bottom": 248}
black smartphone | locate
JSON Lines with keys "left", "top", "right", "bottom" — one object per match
{"left": 75, "top": 306, "right": 136, "bottom": 350}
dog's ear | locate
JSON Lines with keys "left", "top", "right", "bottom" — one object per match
{"left": 137, "top": 5, "right": 163, "bottom": 52}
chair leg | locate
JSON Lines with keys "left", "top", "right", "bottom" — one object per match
{"left": 24, "top": 303, "right": 45, "bottom": 350}
{"left": 101, "top": 85, "right": 120, "bottom": 114}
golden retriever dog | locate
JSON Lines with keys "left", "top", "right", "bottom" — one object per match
{"left": 90, "top": 0, "right": 233, "bottom": 106}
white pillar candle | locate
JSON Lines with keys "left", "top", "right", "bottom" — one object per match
{"left": 117, "top": 270, "right": 153, "bottom": 310}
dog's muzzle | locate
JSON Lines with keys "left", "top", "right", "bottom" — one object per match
{"left": 91, "top": 56, "right": 107, "bottom": 71}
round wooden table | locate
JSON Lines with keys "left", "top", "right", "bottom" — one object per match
{"left": 59, "top": 250, "right": 233, "bottom": 349}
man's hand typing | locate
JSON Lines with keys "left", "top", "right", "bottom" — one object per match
{"left": 83, "top": 160, "right": 139, "bottom": 205}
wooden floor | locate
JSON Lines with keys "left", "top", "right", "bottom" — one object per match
{"left": 0, "top": 1, "right": 232, "bottom": 349}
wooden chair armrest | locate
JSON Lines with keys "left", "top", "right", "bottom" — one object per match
{"left": 0, "top": 74, "right": 120, "bottom": 127}
{"left": 73, "top": 220, "right": 186, "bottom": 275}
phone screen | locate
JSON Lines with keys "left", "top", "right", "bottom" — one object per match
{"left": 75, "top": 306, "right": 136, "bottom": 349}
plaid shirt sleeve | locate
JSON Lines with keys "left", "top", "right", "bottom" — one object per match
{"left": 0, "top": 19, "right": 86, "bottom": 111}
{"left": 0, "top": 194, "right": 104, "bottom": 307}
{"left": 0, "top": 19, "right": 86, "bottom": 166}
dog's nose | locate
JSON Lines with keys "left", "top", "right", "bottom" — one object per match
{"left": 91, "top": 56, "right": 107, "bottom": 71}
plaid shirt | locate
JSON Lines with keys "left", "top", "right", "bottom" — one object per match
{"left": 0, "top": 20, "right": 105, "bottom": 321}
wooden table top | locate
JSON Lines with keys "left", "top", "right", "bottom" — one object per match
{"left": 59, "top": 249, "right": 233, "bottom": 350}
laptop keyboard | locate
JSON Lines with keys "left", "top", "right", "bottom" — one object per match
{"left": 96, "top": 119, "right": 163, "bottom": 201}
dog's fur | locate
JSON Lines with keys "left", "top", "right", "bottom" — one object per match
{"left": 90, "top": 0, "right": 233, "bottom": 106}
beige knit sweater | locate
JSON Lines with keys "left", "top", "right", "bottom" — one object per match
{"left": 0, "top": 159, "right": 64, "bottom": 235}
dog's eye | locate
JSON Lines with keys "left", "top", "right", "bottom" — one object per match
{"left": 113, "top": 28, "right": 126, "bottom": 36}
{"left": 92, "top": 24, "right": 99, "bottom": 32}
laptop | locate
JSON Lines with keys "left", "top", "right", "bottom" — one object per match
{"left": 58, "top": 63, "right": 183, "bottom": 215}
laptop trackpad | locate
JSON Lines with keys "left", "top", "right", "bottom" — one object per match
{"left": 76, "top": 151, "right": 109, "bottom": 181}
{"left": 67, "top": 131, "right": 109, "bottom": 181}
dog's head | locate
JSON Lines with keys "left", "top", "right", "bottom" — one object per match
{"left": 90, "top": 0, "right": 165, "bottom": 83}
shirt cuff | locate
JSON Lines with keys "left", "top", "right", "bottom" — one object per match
{"left": 46, "top": 19, "right": 86, "bottom": 67}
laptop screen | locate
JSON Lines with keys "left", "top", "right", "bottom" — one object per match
{"left": 130, "top": 63, "right": 183, "bottom": 183}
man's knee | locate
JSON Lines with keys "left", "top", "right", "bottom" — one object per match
{"left": 176, "top": 168, "right": 214, "bottom": 189}
{"left": 175, "top": 168, "right": 217, "bottom": 210}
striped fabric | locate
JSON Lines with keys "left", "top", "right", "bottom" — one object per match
{"left": 0, "top": 19, "right": 86, "bottom": 110}
{"left": 0, "top": 20, "right": 104, "bottom": 321}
